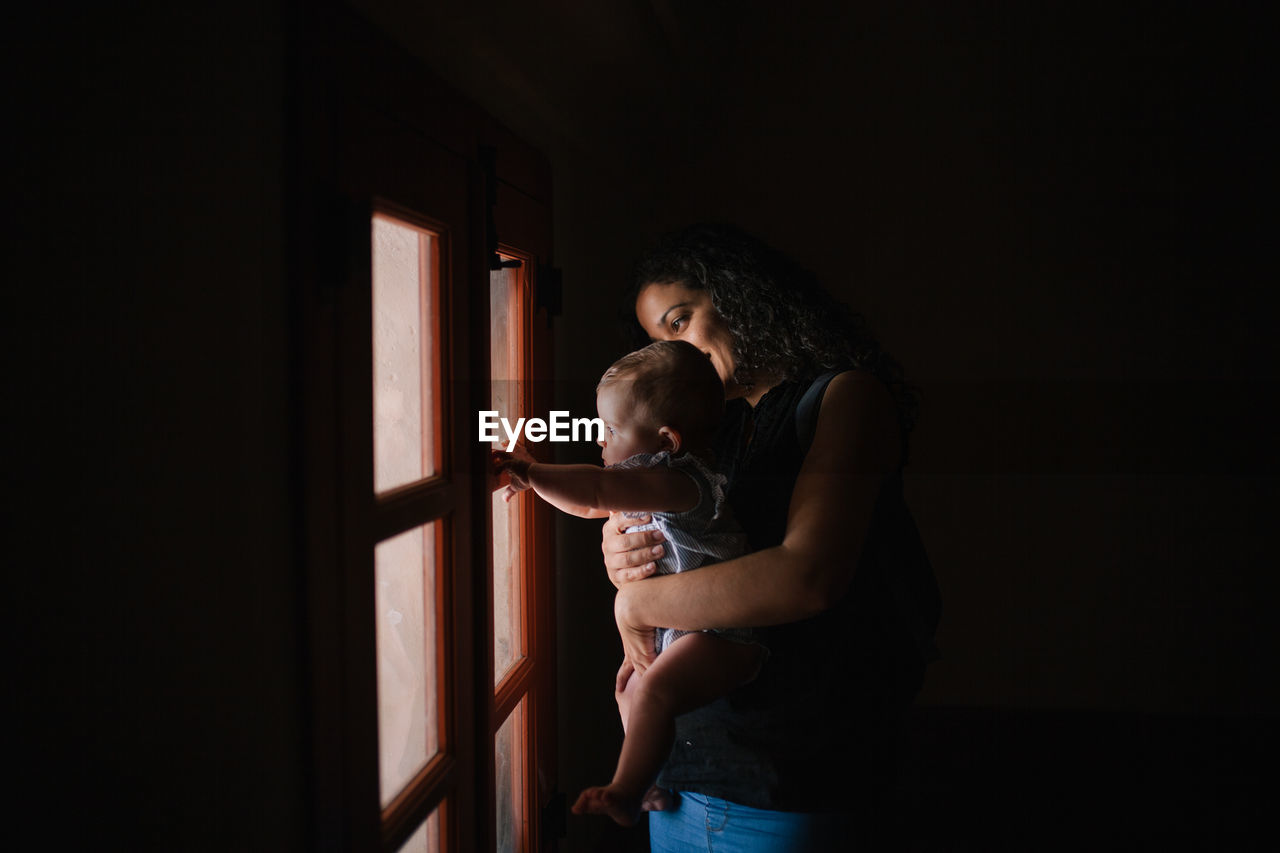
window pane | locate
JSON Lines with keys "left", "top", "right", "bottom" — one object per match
{"left": 495, "top": 696, "right": 528, "bottom": 853}
{"left": 491, "top": 261, "right": 525, "bottom": 685}
{"left": 394, "top": 803, "right": 444, "bottom": 853}
{"left": 373, "top": 213, "right": 440, "bottom": 493}
{"left": 375, "top": 523, "right": 441, "bottom": 807}
{"left": 492, "top": 487, "right": 524, "bottom": 685}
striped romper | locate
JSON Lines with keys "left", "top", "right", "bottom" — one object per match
{"left": 609, "top": 450, "right": 753, "bottom": 655}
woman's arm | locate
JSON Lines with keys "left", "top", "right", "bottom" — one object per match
{"left": 612, "top": 371, "right": 902, "bottom": 670}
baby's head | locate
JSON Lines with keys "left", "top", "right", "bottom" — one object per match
{"left": 595, "top": 340, "right": 725, "bottom": 466}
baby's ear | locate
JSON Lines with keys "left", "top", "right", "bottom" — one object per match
{"left": 657, "top": 426, "right": 683, "bottom": 454}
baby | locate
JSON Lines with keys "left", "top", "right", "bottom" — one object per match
{"left": 492, "top": 339, "right": 765, "bottom": 826}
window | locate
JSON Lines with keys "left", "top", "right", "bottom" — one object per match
{"left": 294, "top": 12, "right": 557, "bottom": 851}
{"left": 489, "top": 249, "right": 554, "bottom": 852}
{"left": 371, "top": 211, "right": 448, "bottom": 848}
{"left": 491, "top": 253, "right": 528, "bottom": 692}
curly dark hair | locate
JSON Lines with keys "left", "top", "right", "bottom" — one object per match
{"left": 622, "top": 223, "right": 919, "bottom": 433}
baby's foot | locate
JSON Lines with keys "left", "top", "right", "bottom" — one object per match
{"left": 640, "top": 785, "right": 673, "bottom": 812}
{"left": 571, "top": 785, "right": 642, "bottom": 827}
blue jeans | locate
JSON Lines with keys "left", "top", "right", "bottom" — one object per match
{"left": 648, "top": 792, "right": 854, "bottom": 852}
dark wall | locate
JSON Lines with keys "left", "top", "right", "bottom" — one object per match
{"left": 10, "top": 2, "right": 304, "bottom": 848}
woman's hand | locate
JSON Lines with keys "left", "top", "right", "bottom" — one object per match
{"left": 614, "top": 584, "right": 658, "bottom": 674}
{"left": 614, "top": 656, "right": 636, "bottom": 694}
{"left": 601, "top": 511, "right": 664, "bottom": 589}
{"left": 491, "top": 446, "right": 535, "bottom": 502}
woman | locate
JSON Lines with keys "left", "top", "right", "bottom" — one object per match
{"left": 603, "top": 224, "right": 939, "bottom": 851}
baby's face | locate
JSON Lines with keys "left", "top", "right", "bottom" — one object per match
{"left": 595, "top": 384, "right": 665, "bottom": 466}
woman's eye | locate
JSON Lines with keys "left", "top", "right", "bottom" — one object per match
{"left": 671, "top": 315, "right": 686, "bottom": 332}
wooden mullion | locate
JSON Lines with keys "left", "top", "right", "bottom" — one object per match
{"left": 433, "top": 481, "right": 454, "bottom": 853}
{"left": 511, "top": 258, "right": 538, "bottom": 853}
{"left": 494, "top": 173, "right": 553, "bottom": 847}
{"left": 380, "top": 753, "right": 456, "bottom": 853}
{"left": 372, "top": 479, "right": 455, "bottom": 542}
{"left": 339, "top": 189, "right": 383, "bottom": 853}
{"left": 458, "top": 151, "right": 488, "bottom": 853}
{"left": 418, "top": 229, "right": 433, "bottom": 483}
{"left": 428, "top": 231, "right": 445, "bottom": 479}
{"left": 492, "top": 657, "right": 536, "bottom": 726}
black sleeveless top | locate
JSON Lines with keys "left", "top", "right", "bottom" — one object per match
{"left": 655, "top": 376, "right": 937, "bottom": 812}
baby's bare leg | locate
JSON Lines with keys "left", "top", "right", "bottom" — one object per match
{"left": 573, "top": 632, "right": 764, "bottom": 826}
{"left": 615, "top": 660, "right": 672, "bottom": 812}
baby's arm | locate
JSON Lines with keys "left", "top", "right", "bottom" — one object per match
{"left": 492, "top": 451, "right": 698, "bottom": 519}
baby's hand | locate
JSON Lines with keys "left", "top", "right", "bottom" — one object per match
{"left": 490, "top": 450, "right": 533, "bottom": 502}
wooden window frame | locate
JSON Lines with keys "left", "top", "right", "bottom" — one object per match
{"left": 289, "top": 7, "right": 557, "bottom": 852}
{"left": 366, "top": 201, "right": 460, "bottom": 849}
{"left": 485, "top": 242, "right": 557, "bottom": 853}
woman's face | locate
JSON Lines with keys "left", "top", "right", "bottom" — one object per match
{"left": 635, "top": 281, "right": 743, "bottom": 398}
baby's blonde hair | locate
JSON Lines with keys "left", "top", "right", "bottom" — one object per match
{"left": 597, "top": 340, "right": 725, "bottom": 451}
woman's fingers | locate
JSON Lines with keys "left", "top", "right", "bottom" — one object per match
{"left": 601, "top": 513, "right": 665, "bottom": 586}
{"left": 601, "top": 531, "right": 663, "bottom": 587}
{"left": 606, "top": 532, "right": 664, "bottom": 564}
{"left": 619, "top": 623, "right": 656, "bottom": 675}
{"left": 614, "top": 657, "right": 635, "bottom": 693}
{"left": 615, "top": 588, "right": 658, "bottom": 674}
{"left": 601, "top": 513, "right": 665, "bottom": 588}
{"left": 613, "top": 563, "right": 658, "bottom": 587}
{"left": 600, "top": 511, "right": 634, "bottom": 539}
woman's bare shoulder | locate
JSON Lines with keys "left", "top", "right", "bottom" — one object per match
{"left": 808, "top": 369, "right": 901, "bottom": 472}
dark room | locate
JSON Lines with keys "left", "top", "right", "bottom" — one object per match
{"left": 8, "top": 1, "right": 1276, "bottom": 851}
